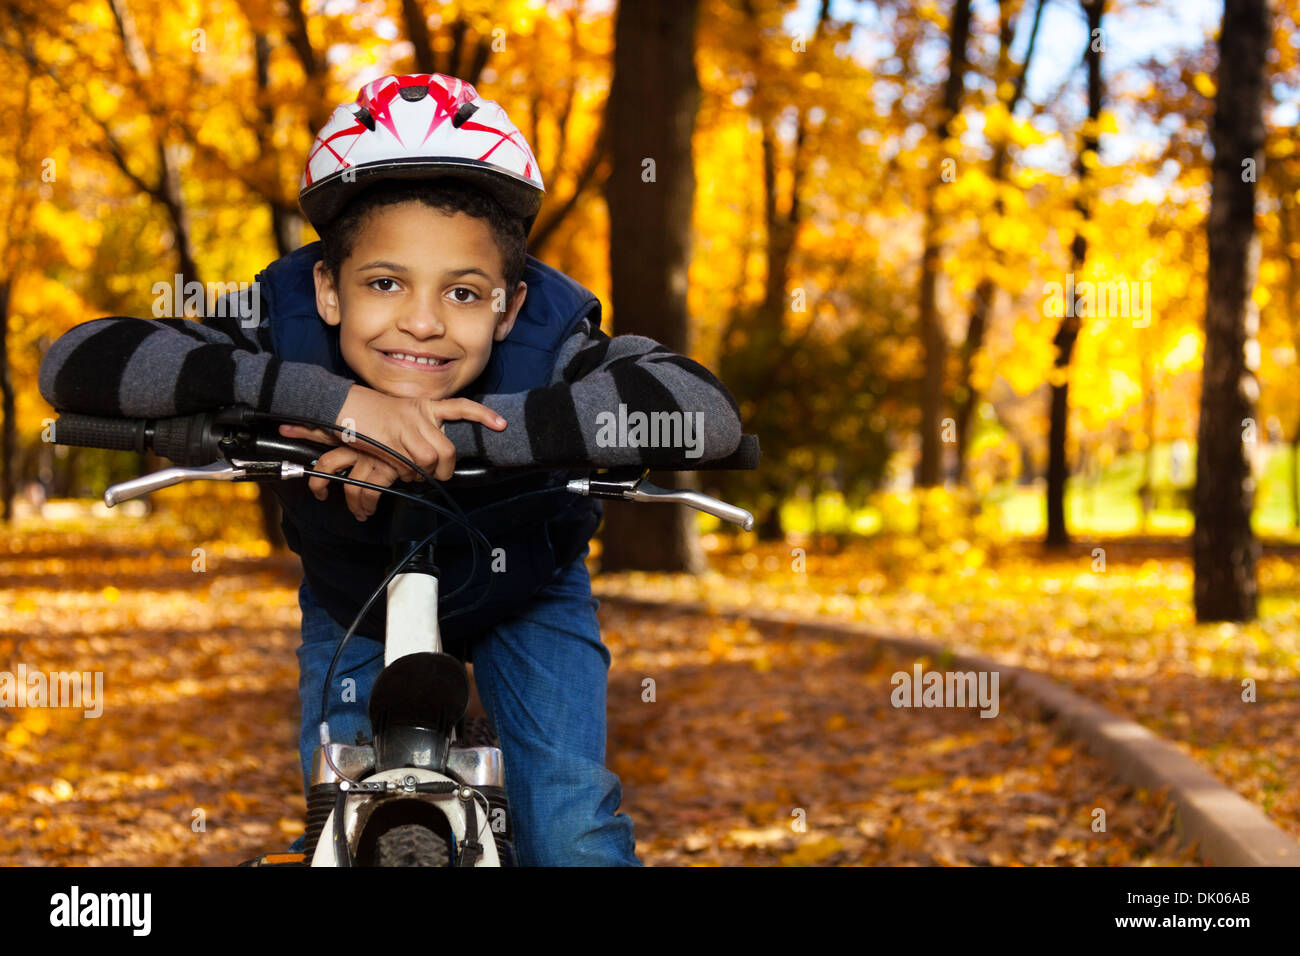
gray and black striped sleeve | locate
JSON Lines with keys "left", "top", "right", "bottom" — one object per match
{"left": 441, "top": 316, "right": 743, "bottom": 467}
{"left": 38, "top": 286, "right": 355, "bottom": 423}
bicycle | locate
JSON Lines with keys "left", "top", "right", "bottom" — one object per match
{"left": 51, "top": 403, "right": 759, "bottom": 866}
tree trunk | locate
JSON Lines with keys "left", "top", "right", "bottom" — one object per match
{"left": 1045, "top": 0, "right": 1104, "bottom": 550}
{"left": 250, "top": 32, "right": 297, "bottom": 552}
{"left": 599, "top": 0, "right": 704, "bottom": 573}
{"left": 757, "top": 496, "right": 784, "bottom": 540}
{"left": 916, "top": 0, "right": 973, "bottom": 488}
{"left": 258, "top": 204, "right": 294, "bottom": 549}
{"left": 1193, "top": 0, "right": 1267, "bottom": 622}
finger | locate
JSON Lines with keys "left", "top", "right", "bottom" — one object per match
{"left": 344, "top": 471, "right": 366, "bottom": 522}
{"left": 391, "top": 463, "right": 424, "bottom": 485}
{"left": 365, "top": 463, "right": 398, "bottom": 515}
{"left": 364, "top": 461, "right": 399, "bottom": 516}
{"left": 314, "top": 448, "right": 358, "bottom": 501}
{"left": 317, "top": 447, "right": 356, "bottom": 469}
{"left": 436, "top": 398, "right": 507, "bottom": 430}
{"left": 346, "top": 457, "right": 398, "bottom": 520}
{"left": 370, "top": 449, "right": 420, "bottom": 483}
{"left": 280, "top": 423, "right": 340, "bottom": 445}
{"left": 346, "top": 460, "right": 379, "bottom": 519}
{"left": 343, "top": 457, "right": 373, "bottom": 521}
{"left": 392, "top": 432, "right": 440, "bottom": 482}
{"left": 428, "top": 429, "right": 458, "bottom": 482}
{"left": 404, "top": 418, "right": 452, "bottom": 482}
{"left": 390, "top": 458, "right": 419, "bottom": 483}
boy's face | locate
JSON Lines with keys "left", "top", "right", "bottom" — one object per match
{"left": 313, "top": 201, "right": 526, "bottom": 401}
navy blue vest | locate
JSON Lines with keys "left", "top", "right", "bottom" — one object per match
{"left": 255, "top": 241, "right": 604, "bottom": 645}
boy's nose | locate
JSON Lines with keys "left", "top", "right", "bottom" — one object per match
{"left": 396, "top": 307, "right": 446, "bottom": 338}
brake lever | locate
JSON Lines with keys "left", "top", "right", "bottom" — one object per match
{"left": 565, "top": 475, "right": 755, "bottom": 531}
{"left": 104, "top": 460, "right": 308, "bottom": 507}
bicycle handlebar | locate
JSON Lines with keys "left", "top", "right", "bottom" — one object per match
{"left": 50, "top": 407, "right": 761, "bottom": 474}
{"left": 49, "top": 405, "right": 760, "bottom": 530}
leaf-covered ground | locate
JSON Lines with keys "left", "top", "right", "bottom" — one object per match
{"left": 0, "top": 507, "right": 1201, "bottom": 865}
{"left": 602, "top": 605, "right": 1197, "bottom": 866}
{"left": 593, "top": 531, "right": 1300, "bottom": 844}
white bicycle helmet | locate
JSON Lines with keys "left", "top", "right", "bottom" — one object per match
{"left": 299, "top": 73, "right": 545, "bottom": 234}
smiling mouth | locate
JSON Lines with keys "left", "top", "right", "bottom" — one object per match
{"left": 379, "top": 349, "right": 456, "bottom": 370}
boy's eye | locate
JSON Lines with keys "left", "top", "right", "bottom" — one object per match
{"left": 449, "top": 287, "right": 480, "bottom": 303}
{"left": 369, "top": 278, "right": 398, "bottom": 293}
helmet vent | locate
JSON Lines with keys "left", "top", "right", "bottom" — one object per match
{"left": 452, "top": 102, "right": 480, "bottom": 128}
{"left": 353, "top": 107, "right": 376, "bottom": 131}
{"left": 399, "top": 85, "right": 429, "bottom": 102}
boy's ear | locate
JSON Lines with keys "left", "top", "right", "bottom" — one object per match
{"left": 314, "top": 260, "right": 341, "bottom": 327}
{"left": 493, "top": 281, "right": 527, "bottom": 342}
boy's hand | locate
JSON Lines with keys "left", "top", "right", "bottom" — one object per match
{"left": 277, "top": 384, "right": 507, "bottom": 484}
{"left": 307, "top": 445, "right": 403, "bottom": 521}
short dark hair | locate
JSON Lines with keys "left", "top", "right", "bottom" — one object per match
{"left": 318, "top": 177, "right": 528, "bottom": 292}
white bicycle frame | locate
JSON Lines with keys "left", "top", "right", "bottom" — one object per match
{"left": 309, "top": 568, "right": 503, "bottom": 867}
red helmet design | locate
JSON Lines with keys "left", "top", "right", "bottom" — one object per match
{"left": 299, "top": 73, "right": 545, "bottom": 234}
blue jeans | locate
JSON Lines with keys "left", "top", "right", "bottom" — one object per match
{"left": 289, "top": 548, "right": 642, "bottom": 866}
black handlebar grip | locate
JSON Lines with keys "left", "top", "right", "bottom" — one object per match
{"left": 152, "top": 412, "right": 216, "bottom": 467}
{"left": 51, "top": 414, "right": 149, "bottom": 453}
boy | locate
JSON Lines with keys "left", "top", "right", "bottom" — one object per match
{"left": 38, "top": 73, "right": 743, "bottom": 866}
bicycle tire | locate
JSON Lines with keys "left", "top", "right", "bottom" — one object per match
{"left": 373, "top": 823, "right": 450, "bottom": 866}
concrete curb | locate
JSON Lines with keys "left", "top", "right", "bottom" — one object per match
{"left": 596, "top": 592, "right": 1300, "bottom": 867}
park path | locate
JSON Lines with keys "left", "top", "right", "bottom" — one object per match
{"left": 0, "top": 526, "right": 1196, "bottom": 865}
{"left": 601, "top": 602, "right": 1196, "bottom": 866}
{"left": 595, "top": 536, "right": 1300, "bottom": 846}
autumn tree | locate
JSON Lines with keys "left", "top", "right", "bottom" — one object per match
{"left": 599, "top": 0, "right": 705, "bottom": 573}
{"left": 1194, "top": 0, "right": 1269, "bottom": 621}
{"left": 916, "top": 0, "right": 973, "bottom": 489}
{"left": 715, "top": 0, "right": 837, "bottom": 540}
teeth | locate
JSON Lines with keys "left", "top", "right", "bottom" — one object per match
{"left": 389, "top": 352, "right": 448, "bottom": 366}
